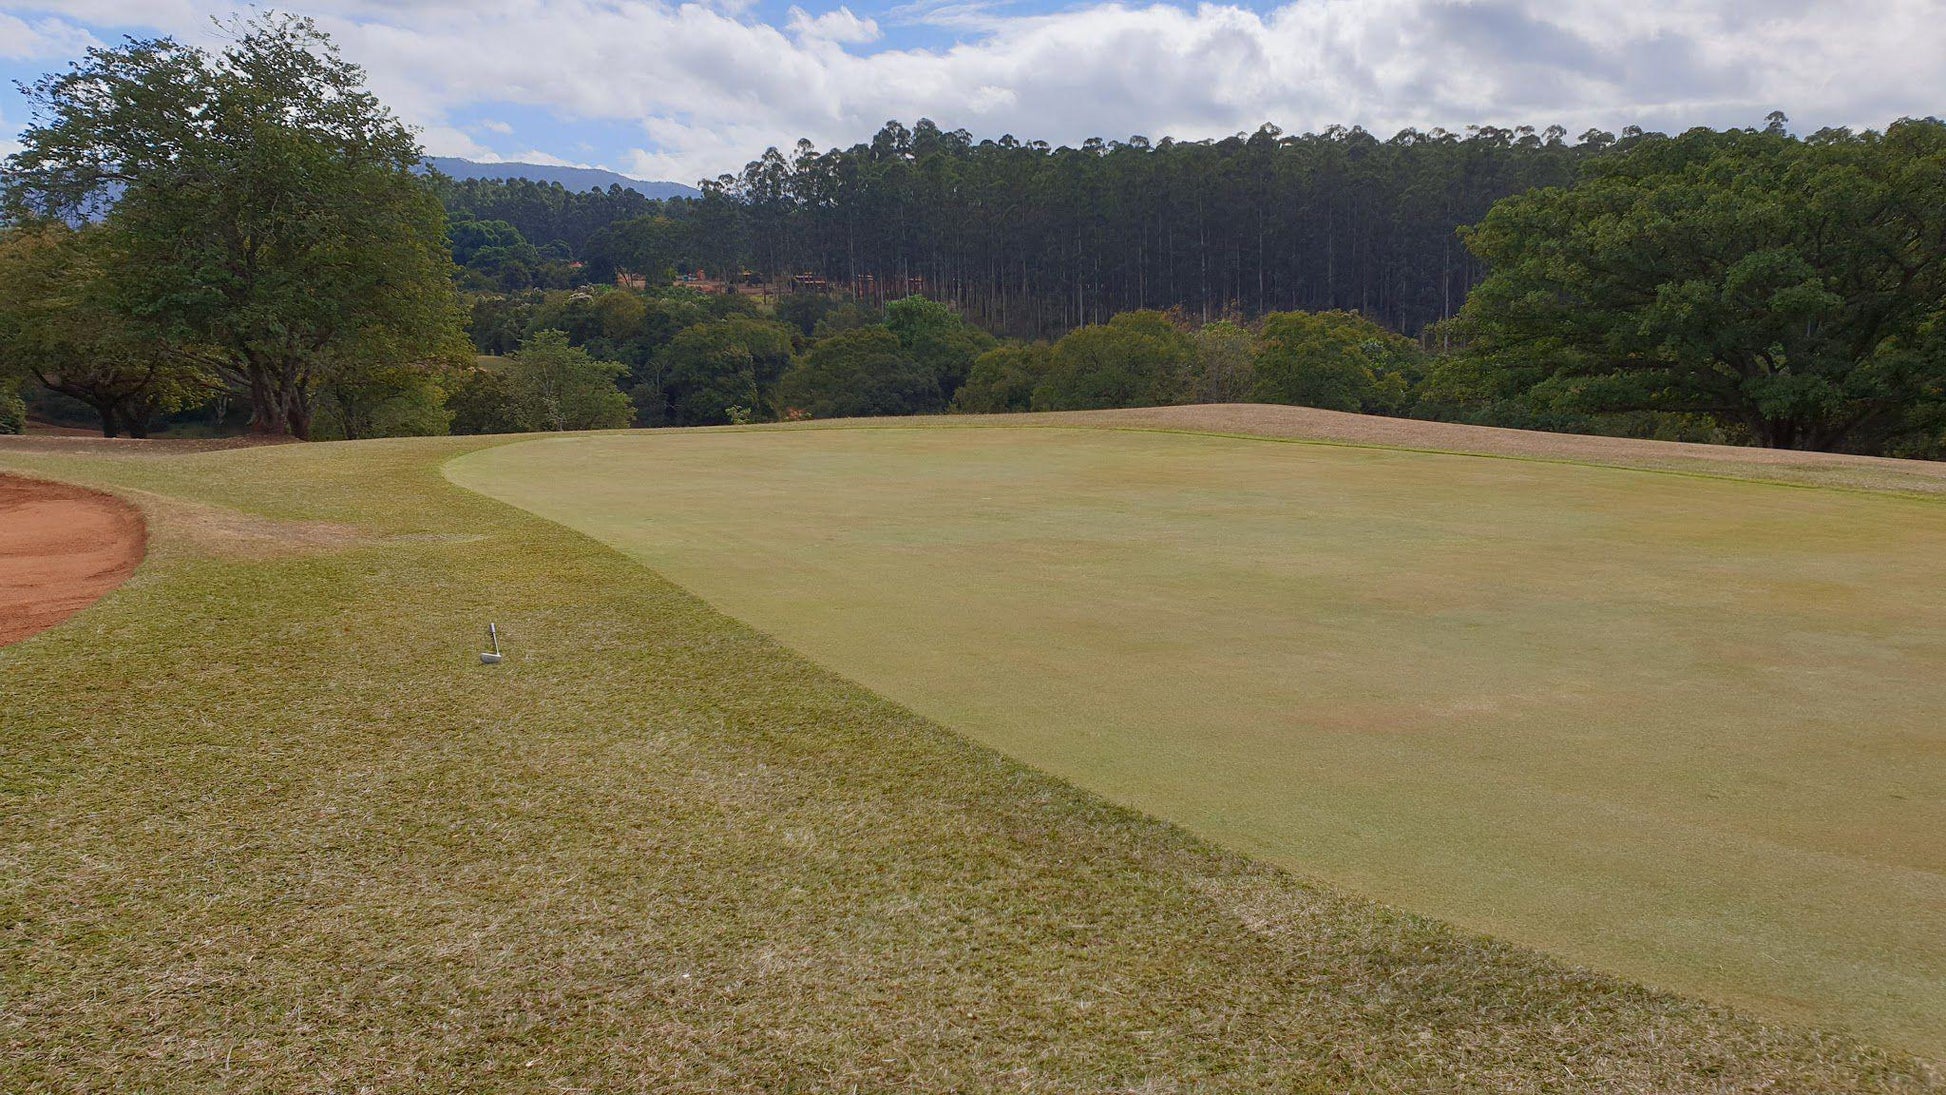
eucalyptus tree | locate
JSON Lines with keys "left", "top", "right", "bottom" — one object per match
{"left": 694, "top": 118, "right": 1602, "bottom": 340}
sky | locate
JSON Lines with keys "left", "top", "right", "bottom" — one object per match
{"left": 2, "top": 1, "right": 1943, "bottom": 186}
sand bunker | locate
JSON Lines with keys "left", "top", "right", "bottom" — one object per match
{"left": 0, "top": 475, "right": 146, "bottom": 648}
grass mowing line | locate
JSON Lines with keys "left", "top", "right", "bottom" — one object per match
{"left": 1, "top": 436, "right": 1939, "bottom": 1091}
{"left": 447, "top": 424, "right": 1946, "bottom": 1060}
{"left": 721, "top": 416, "right": 1946, "bottom": 503}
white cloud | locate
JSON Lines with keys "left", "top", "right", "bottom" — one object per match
{"left": 3, "top": 1, "right": 1943, "bottom": 184}
{"left": 0, "top": 13, "right": 98, "bottom": 61}
{"left": 479, "top": 119, "right": 514, "bottom": 135}
{"left": 416, "top": 124, "right": 495, "bottom": 159}
{"left": 788, "top": 5, "right": 880, "bottom": 44}
{"left": 511, "top": 149, "right": 588, "bottom": 167}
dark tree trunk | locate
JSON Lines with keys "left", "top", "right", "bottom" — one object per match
{"left": 286, "top": 388, "right": 314, "bottom": 442}
{"left": 248, "top": 372, "right": 287, "bottom": 436}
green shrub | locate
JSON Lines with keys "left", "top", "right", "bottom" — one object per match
{"left": 954, "top": 342, "right": 1053, "bottom": 414}
{"left": 1033, "top": 311, "right": 1194, "bottom": 411}
{"left": 777, "top": 327, "right": 939, "bottom": 418}
{"left": 0, "top": 378, "right": 25, "bottom": 435}
{"left": 448, "top": 369, "right": 535, "bottom": 435}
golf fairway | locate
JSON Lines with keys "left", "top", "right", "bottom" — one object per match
{"left": 447, "top": 423, "right": 1946, "bottom": 1055}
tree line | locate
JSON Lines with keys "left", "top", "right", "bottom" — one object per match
{"left": 713, "top": 119, "right": 1602, "bottom": 337}
{"left": 1, "top": 17, "right": 1940, "bottom": 456}
{"left": 453, "top": 283, "right": 1723, "bottom": 446}
{"left": 490, "top": 121, "right": 1597, "bottom": 338}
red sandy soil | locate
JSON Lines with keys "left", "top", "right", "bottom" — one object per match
{"left": 0, "top": 475, "right": 147, "bottom": 648}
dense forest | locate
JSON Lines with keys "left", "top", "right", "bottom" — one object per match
{"left": 438, "top": 176, "right": 667, "bottom": 266}
{"left": 424, "top": 114, "right": 1945, "bottom": 456}
{"left": 2, "top": 17, "right": 1941, "bottom": 456}
{"left": 440, "top": 120, "right": 1614, "bottom": 338}
{"left": 719, "top": 121, "right": 1605, "bottom": 336}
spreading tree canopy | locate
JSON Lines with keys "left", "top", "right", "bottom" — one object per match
{"left": 954, "top": 343, "right": 1055, "bottom": 414}
{"left": 0, "top": 224, "right": 206, "bottom": 437}
{"left": 1188, "top": 321, "right": 1259, "bottom": 404}
{"left": 1252, "top": 310, "right": 1422, "bottom": 415}
{"left": 883, "top": 295, "right": 996, "bottom": 397}
{"left": 505, "top": 330, "right": 632, "bottom": 432}
{"left": 652, "top": 316, "right": 796, "bottom": 426}
{"left": 1033, "top": 311, "right": 1194, "bottom": 411}
{"left": 776, "top": 327, "right": 939, "bottom": 419}
{"left": 1, "top": 14, "right": 467, "bottom": 438}
{"left": 1459, "top": 120, "right": 1946, "bottom": 452}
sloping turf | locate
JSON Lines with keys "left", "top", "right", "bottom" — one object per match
{"left": 0, "top": 429, "right": 1937, "bottom": 1090}
{"left": 448, "top": 422, "right": 1946, "bottom": 1059}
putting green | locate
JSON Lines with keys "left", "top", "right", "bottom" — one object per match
{"left": 448, "top": 424, "right": 1946, "bottom": 1055}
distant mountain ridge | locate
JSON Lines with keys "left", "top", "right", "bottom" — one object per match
{"left": 425, "top": 156, "right": 701, "bottom": 200}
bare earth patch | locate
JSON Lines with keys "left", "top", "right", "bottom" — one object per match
{"left": 0, "top": 474, "right": 146, "bottom": 647}
{"left": 136, "top": 493, "right": 366, "bottom": 560}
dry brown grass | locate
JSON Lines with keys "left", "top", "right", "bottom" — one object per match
{"left": 132, "top": 492, "right": 366, "bottom": 560}
{"left": 0, "top": 432, "right": 1939, "bottom": 1092}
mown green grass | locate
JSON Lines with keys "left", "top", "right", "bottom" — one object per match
{"left": 0, "top": 434, "right": 1938, "bottom": 1091}
{"left": 449, "top": 424, "right": 1946, "bottom": 1060}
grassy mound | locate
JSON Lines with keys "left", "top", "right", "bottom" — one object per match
{"left": 449, "top": 422, "right": 1946, "bottom": 1056}
{"left": 0, "top": 431, "right": 1937, "bottom": 1091}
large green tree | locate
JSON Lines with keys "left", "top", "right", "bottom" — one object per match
{"left": 312, "top": 355, "right": 454, "bottom": 441}
{"left": 650, "top": 316, "right": 796, "bottom": 425}
{"left": 2, "top": 15, "right": 467, "bottom": 439}
{"left": 883, "top": 295, "right": 995, "bottom": 398}
{"left": 954, "top": 342, "right": 1054, "bottom": 413}
{"left": 1033, "top": 311, "right": 1194, "bottom": 411}
{"left": 505, "top": 330, "right": 632, "bottom": 432}
{"left": 1188, "top": 320, "right": 1259, "bottom": 403}
{"left": 1458, "top": 121, "right": 1946, "bottom": 452}
{"left": 0, "top": 224, "right": 208, "bottom": 437}
{"left": 1252, "top": 310, "right": 1421, "bottom": 414}
{"left": 776, "top": 327, "right": 938, "bottom": 419}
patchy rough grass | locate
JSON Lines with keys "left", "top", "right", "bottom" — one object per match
{"left": 0, "top": 432, "right": 1939, "bottom": 1091}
